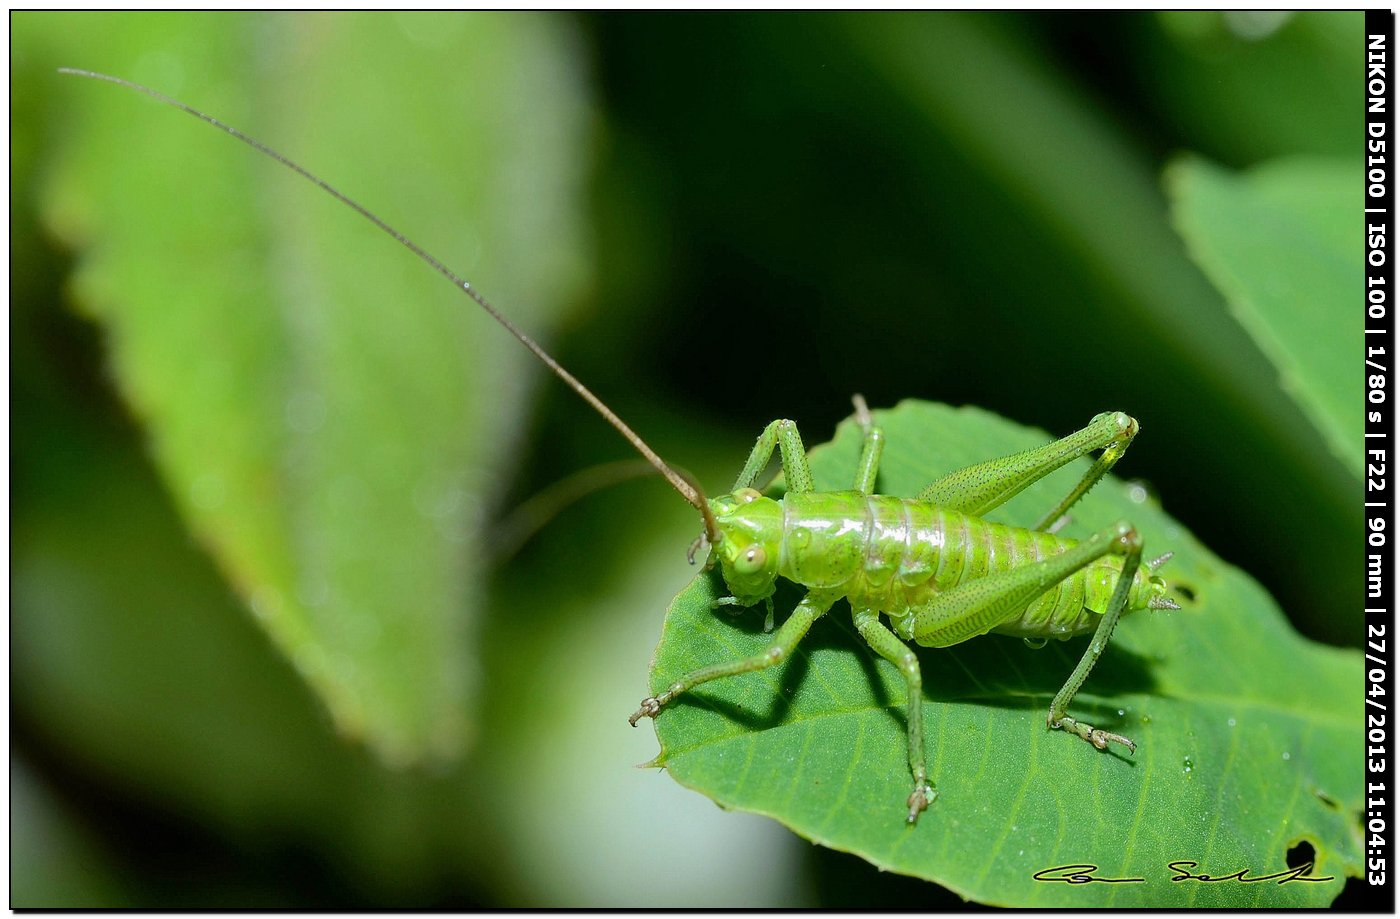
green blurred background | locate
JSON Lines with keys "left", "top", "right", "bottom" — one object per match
{"left": 12, "top": 11, "right": 1363, "bottom": 907}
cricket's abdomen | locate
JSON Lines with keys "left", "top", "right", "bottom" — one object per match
{"left": 777, "top": 493, "right": 1148, "bottom": 643}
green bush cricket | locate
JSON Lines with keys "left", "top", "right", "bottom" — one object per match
{"left": 63, "top": 68, "right": 1181, "bottom": 826}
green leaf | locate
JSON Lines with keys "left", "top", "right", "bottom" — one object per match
{"left": 1168, "top": 156, "right": 1362, "bottom": 479}
{"left": 38, "top": 12, "right": 592, "bottom": 764}
{"left": 1142, "top": 12, "right": 1360, "bottom": 162}
{"left": 646, "top": 401, "right": 1361, "bottom": 906}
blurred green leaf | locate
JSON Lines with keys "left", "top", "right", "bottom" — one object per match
{"left": 646, "top": 401, "right": 1361, "bottom": 906}
{"left": 36, "top": 12, "right": 592, "bottom": 764}
{"left": 1168, "top": 156, "right": 1361, "bottom": 478}
{"left": 1142, "top": 12, "right": 1359, "bottom": 163}
{"left": 11, "top": 357, "right": 492, "bottom": 905}
{"left": 11, "top": 759, "right": 133, "bottom": 907}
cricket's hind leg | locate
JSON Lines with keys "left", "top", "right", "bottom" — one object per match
{"left": 917, "top": 411, "right": 1138, "bottom": 531}
{"left": 909, "top": 520, "right": 1145, "bottom": 754}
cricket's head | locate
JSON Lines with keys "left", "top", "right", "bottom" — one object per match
{"left": 706, "top": 488, "right": 783, "bottom": 605}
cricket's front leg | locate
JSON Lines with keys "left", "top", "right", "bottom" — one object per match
{"left": 733, "top": 399, "right": 880, "bottom": 498}
{"left": 628, "top": 590, "right": 837, "bottom": 725}
{"left": 695, "top": 417, "right": 817, "bottom": 567}
{"left": 731, "top": 419, "right": 815, "bottom": 494}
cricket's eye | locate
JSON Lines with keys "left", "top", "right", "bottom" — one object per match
{"left": 735, "top": 546, "right": 767, "bottom": 575}
{"left": 735, "top": 488, "right": 762, "bottom": 504}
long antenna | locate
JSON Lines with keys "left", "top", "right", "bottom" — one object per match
{"left": 60, "top": 67, "right": 721, "bottom": 548}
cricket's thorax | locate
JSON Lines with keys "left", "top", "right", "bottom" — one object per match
{"left": 773, "top": 492, "right": 1154, "bottom": 642}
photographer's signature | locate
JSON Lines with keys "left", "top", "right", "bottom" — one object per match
{"left": 1032, "top": 861, "right": 1334, "bottom": 886}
